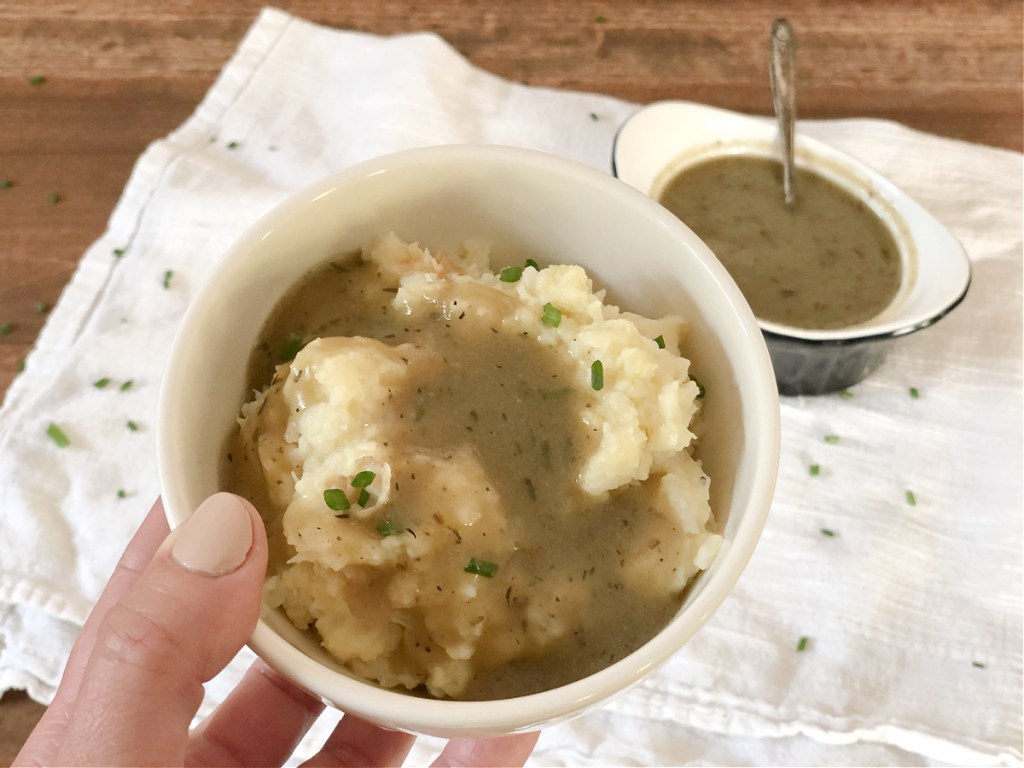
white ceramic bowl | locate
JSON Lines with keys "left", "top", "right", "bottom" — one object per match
{"left": 613, "top": 101, "right": 971, "bottom": 395}
{"left": 157, "top": 144, "right": 780, "bottom": 738}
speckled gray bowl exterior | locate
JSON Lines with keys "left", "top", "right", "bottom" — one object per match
{"left": 764, "top": 332, "right": 895, "bottom": 396}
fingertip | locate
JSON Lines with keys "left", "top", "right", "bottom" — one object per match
{"left": 169, "top": 492, "right": 264, "bottom": 577}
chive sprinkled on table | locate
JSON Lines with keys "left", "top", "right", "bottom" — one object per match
{"left": 465, "top": 557, "right": 498, "bottom": 577}
{"left": 47, "top": 192, "right": 60, "bottom": 205}
{"left": 0, "top": 179, "right": 13, "bottom": 189}
{"left": 35, "top": 301, "right": 48, "bottom": 314}
{"left": 0, "top": 323, "right": 14, "bottom": 336}
{"left": 28, "top": 75, "right": 47, "bottom": 85}
{"left": 46, "top": 422, "right": 70, "bottom": 448}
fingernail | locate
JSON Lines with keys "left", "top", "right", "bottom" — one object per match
{"left": 171, "top": 492, "right": 254, "bottom": 576}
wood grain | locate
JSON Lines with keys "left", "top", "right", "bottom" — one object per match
{"left": 0, "top": 0, "right": 1020, "bottom": 756}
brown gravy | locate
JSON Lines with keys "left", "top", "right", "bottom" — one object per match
{"left": 221, "top": 256, "right": 685, "bottom": 699}
{"left": 658, "top": 155, "right": 902, "bottom": 329}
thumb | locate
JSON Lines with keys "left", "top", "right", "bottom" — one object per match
{"left": 55, "top": 492, "right": 268, "bottom": 767}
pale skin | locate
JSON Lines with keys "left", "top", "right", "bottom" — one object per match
{"left": 15, "top": 495, "right": 539, "bottom": 767}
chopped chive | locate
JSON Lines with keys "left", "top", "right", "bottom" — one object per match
{"left": 905, "top": 490, "right": 917, "bottom": 506}
{"left": 595, "top": 15, "right": 608, "bottom": 23}
{"left": 357, "top": 488, "right": 371, "bottom": 507}
{"left": 28, "top": 75, "right": 47, "bottom": 85}
{"left": 499, "top": 266, "right": 523, "bottom": 282}
{"left": 839, "top": 389, "right": 854, "bottom": 400}
{"left": 909, "top": 387, "right": 920, "bottom": 399}
{"left": 589, "top": 112, "right": 599, "bottom": 121}
{"left": 117, "top": 488, "right": 127, "bottom": 499}
{"left": 0, "top": 323, "right": 13, "bottom": 336}
{"left": 524, "top": 258, "right": 540, "bottom": 270}
{"left": 46, "top": 422, "right": 70, "bottom": 447}
{"left": 162, "top": 270, "right": 173, "bottom": 289}
{"left": 226, "top": 141, "right": 240, "bottom": 150}
{"left": 119, "top": 379, "right": 134, "bottom": 391}
{"left": 16, "top": 358, "right": 25, "bottom": 373}
{"left": 279, "top": 330, "right": 304, "bottom": 362}
{"left": 47, "top": 192, "right": 60, "bottom": 205}
{"left": 35, "top": 301, "right": 48, "bottom": 314}
{"left": 590, "top": 360, "right": 604, "bottom": 391}
{"left": 112, "top": 248, "right": 125, "bottom": 257}
{"left": 0, "top": 179, "right": 13, "bottom": 189}
{"left": 540, "top": 302, "right": 562, "bottom": 327}
{"left": 323, "top": 488, "right": 350, "bottom": 511}
{"left": 972, "top": 661, "right": 986, "bottom": 669}
{"left": 690, "top": 374, "right": 705, "bottom": 398}
{"left": 351, "top": 470, "right": 376, "bottom": 488}
{"left": 465, "top": 558, "right": 498, "bottom": 577}
{"left": 376, "top": 519, "right": 402, "bottom": 536}
{"left": 824, "top": 434, "right": 840, "bottom": 444}
{"left": 796, "top": 636, "right": 809, "bottom": 652}
{"left": 820, "top": 528, "right": 835, "bottom": 537}
{"left": 126, "top": 420, "right": 139, "bottom": 432}
{"left": 809, "top": 464, "right": 821, "bottom": 476}
{"left": 654, "top": 334, "right": 666, "bottom": 349}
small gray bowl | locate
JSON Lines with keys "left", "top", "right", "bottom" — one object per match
{"left": 612, "top": 101, "right": 971, "bottom": 396}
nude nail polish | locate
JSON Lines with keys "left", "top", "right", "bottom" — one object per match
{"left": 170, "top": 492, "right": 253, "bottom": 576}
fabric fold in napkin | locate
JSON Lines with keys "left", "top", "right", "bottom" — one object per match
{"left": 1, "top": 7, "right": 1020, "bottom": 766}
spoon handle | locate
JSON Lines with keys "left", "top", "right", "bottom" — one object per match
{"left": 770, "top": 17, "right": 797, "bottom": 206}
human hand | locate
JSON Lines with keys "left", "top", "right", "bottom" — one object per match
{"left": 15, "top": 494, "right": 539, "bottom": 767}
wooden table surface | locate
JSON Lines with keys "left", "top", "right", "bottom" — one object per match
{"left": 0, "top": 0, "right": 1020, "bottom": 762}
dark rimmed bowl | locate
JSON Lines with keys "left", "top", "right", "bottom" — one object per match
{"left": 612, "top": 101, "right": 971, "bottom": 395}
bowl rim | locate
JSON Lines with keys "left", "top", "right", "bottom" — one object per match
{"left": 157, "top": 143, "right": 780, "bottom": 737}
{"left": 611, "top": 100, "right": 972, "bottom": 345}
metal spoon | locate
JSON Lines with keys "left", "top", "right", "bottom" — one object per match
{"left": 769, "top": 17, "right": 797, "bottom": 206}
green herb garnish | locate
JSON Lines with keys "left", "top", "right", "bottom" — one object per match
{"left": 46, "top": 422, "right": 70, "bottom": 447}
{"left": 0, "top": 323, "right": 13, "bottom": 336}
{"left": 112, "top": 248, "right": 125, "bottom": 258}
{"left": 820, "top": 528, "right": 835, "bottom": 537}
{"left": 839, "top": 389, "right": 854, "bottom": 400}
{"left": 591, "top": 360, "right": 604, "bottom": 391}
{"left": 119, "top": 379, "right": 134, "bottom": 391}
{"left": 465, "top": 558, "right": 498, "bottom": 577}
{"left": 499, "top": 266, "right": 523, "bottom": 282}
{"left": 972, "top": 661, "right": 986, "bottom": 669}
{"left": 796, "top": 636, "right": 809, "bottom": 652}
{"left": 905, "top": 490, "right": 917, "bottom": 506}
{"left": 47, "top": 192, "right": 60, "bottom": 205}
{"left": 117, "top": 489, "right": 127, "bottom": 499}
{"left": 909, "top": 387, "right": 920, "bottom": 399}
{"left": 126, "top": 420, "right": 139, "bottom": 432}
{"left": 824, "top": 434, "right": 840, "bottom": 444}
{"left": 16, "top": 358, "right": 25, "bottom": 373}
{"left": 28, "top": 75, "right": 47, "bottom": 85}
{"left": 226, "top": 141, "right": 240, "bottom": 150}
{"left": 595, "top": 15, "right": 608, "bottom": 23}
{"left": 0, "top": 179, "right": 13, "bottom": 189}
{"left": 357, "top": 488, "right": 371, "bottom": 507}
{"left": 35, "top": 301, "right": 48, "bottom": 314}
{"left": 279, "top": 330, "right": 304, "bottom": 362}
{"left": 524, "top": 258, "right": 540, "bottom": 270}
{"left": 654, "top": 334, "right": 666, "bottom": 349}
{"left": 589, "top": 112, "right": 599, "bottom": 121}
{"left": 376, "top": 520, "right": 403, "bottom": 536}
{"left": 690, "top": 374, "right": 705, "bottom": 399}
{"left": 809, "top": 464, "right": 821, "bottom": 476}
{"left": 162, "top": 270, "right": 173, "bottom": 289}
{"left": 323, "top": 488, "right": 350, "bottom": 511}
{"left": 351, "top": 470, "right": 376, "bottom": 488}
{"left": 540, "top": 302, "right": 562, "bottom": 327}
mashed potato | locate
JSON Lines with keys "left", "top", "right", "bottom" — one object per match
{"left": 233, "top": 233, "right": 721, "bottom": 699}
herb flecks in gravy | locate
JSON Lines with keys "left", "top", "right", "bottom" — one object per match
{"left": 222, "top": 235, "right": 718, "bottom": 700}
{"left": 658, "top": 155, "right": 902, "bottom": 329}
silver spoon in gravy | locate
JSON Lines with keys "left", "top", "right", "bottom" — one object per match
{"left": 769, "top": 18, "right": 797, "bottom": 207}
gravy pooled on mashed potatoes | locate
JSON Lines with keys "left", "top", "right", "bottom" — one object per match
{"left": 222, "top": 233, "right": 721, "bottom": 700}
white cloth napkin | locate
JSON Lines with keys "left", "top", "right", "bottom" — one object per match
{"left": 1, "top": 8, "right": 1020, "bottom": 766}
